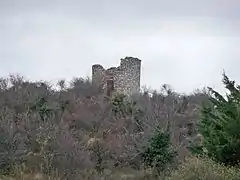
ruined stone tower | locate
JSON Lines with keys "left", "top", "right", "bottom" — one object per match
{"left": 92, "top": 57, "right": 141, "bottom": 96}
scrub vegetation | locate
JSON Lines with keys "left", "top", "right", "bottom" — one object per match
{"left": 0, "top": 72, "right": 240, "bottom": 179}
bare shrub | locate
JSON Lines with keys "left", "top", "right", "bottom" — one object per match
{"left": 0, "top": 74, "right": 209, "bottom": 179}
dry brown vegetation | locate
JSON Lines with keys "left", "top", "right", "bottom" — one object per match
{"left": 0, "top": 74, "right": 239, "bottom": 180}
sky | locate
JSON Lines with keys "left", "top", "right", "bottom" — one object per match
{"left": 0, "top": 0, "right": 239, "bottom": 94}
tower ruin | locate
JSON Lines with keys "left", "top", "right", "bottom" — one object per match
{"left": 92, "top": 57, "right": 141, "bottom": 96}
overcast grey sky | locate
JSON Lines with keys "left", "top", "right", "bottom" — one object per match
{"left": 0, "top": 0, "right": 239, "bottom": 93}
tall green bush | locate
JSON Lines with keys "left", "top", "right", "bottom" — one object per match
{"left": 141, "top": 124, "right": 176, "bottom": 173}
{"left": 190, "top": 73, "right": 240, "bottom": 166}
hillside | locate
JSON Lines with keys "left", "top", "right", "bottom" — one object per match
{"left": 0, "top": 73, "right": 240, "bottom": 180}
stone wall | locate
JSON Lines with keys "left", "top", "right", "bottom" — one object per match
{"left": 92, "top": 57, "right": 141, "bottom": 96}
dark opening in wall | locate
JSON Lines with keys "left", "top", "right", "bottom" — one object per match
{"left": 107, "top": 79, "right": 114, "bottom": 96}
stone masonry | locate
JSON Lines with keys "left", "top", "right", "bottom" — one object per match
{"left": 92, "top": 57, "right": 141, "bottom": 96}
